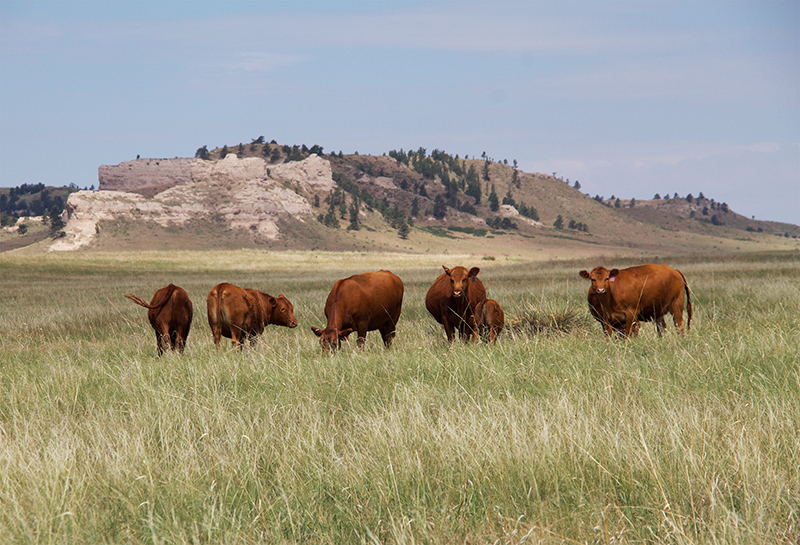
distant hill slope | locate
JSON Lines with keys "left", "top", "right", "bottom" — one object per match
{"left": 3, "top": 141, "right": 798, "bottom": 257}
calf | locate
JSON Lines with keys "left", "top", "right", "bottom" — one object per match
{"left": 579, "top": 264, "right": 692, "bottom": 337}
{"left": 207, "top": 283, "right": 298, "bottom": 348}
{"left": 425, "top": 265, "right": 487, "bottom": 343}
{"left": 125, "top": 284, "right": 193, "bottom": 356}
{"left": 475, "top": 299, "right": 505, "bottom": 343}
{"left": 311, "top": 270, "right": 404, "bottom": 353}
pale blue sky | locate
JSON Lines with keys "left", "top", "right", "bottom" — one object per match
{"left": 1, "top": 0, "right": 798, "bottom": 224}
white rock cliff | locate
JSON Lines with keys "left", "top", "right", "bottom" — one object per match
{"left": 51, "top": 154, "right": 335, "bottom": 251}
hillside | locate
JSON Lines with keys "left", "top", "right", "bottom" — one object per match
{"left": 3, "top": 141, "right": 798, "bottom": 257}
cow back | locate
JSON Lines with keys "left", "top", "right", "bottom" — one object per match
{"left": 325, "top": 270, "right": 404, "bottom": 331}
{"left": 610, "top": 265, "right": 685, "bottom": 315}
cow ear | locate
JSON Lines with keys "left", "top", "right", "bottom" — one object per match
{"left": 311, "top": 327, "right": 323, "bottom": 337}
{"left": 579, "top": 270, "right": 590, "bottom": 279}
{"left": 442, "top": 265, "right": 451, "bottom": 275}
{"left": 338, "top": 328, "right": 354, "bottom": 338}
{"left": 609, "top": 269, "right": 620, "bottom": 277}
{"left": 269, "top": 297, "right": 277, "bottom": 306}
{"left": 469, "top": 267, "right": 480, "bottom": 277}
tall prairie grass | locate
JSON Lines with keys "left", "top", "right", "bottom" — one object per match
{"left": 0, "top": 250, "right": 798, "bottom": 544}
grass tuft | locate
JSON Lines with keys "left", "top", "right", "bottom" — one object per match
{"left": 508, "top": 302, "right": 587, "bottom": 336}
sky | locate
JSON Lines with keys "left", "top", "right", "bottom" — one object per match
{"left": 1, "top": 0, "right": 798, "bottom": 224}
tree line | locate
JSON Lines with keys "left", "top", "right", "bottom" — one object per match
{"left": 0, "top": 184, "right": 73, "bottom": 227}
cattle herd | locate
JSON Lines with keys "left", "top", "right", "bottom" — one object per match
{"left": 124, "top": 262, "right": 692, "bottom": 355}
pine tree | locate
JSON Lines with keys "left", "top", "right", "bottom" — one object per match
{"left": 48, "top": 205, "right": 64, "bottom": 232}
{"left": 488, "top": 185, "right": 499, "bottom": 212}
{"left": 466, "top": 177, "right": 482, "bottom": 204}
{"left": 397, "top": 218, "right": 410, "bottom": 239}
{"left": 348, "top": 197, "right": 360, "bottom": 230}
{"left": 433, "top": 195, "right": 447, "bottom": 219}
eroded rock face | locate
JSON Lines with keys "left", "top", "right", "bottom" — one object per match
{"left": 98, "top": 153, "right": 335, "bottom": 194}
{"left": 98, "top": 158, "right": 196, "bottom": 193}
{"left": 53, "top": 155, "right": 334, "bottom": 251}
{"left": 267, "top": 154, "right": 335, "bottom": 192}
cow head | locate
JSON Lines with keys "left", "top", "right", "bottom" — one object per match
{"left": 271, "top": 295, "right": 299, "bottom": 328}
{"left": 443, "top": 265, "right": 480, "bottom": 298}
{"left": 311, "top": 326, "right": 354, "bottom": 353}
{"left": 579, "top": 267, "right": 619, "bottom": 296}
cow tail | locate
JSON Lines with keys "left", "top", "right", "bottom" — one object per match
{"left": 680, "top": 271, "right": 692, "bottom": 330}
{"left": 125, "top": 284, "right": 177, "bottom": 310}
{"left": 124, "top": 294, "right": 151, "bottom": 308}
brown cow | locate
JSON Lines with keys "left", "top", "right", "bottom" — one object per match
{"left": 475, "top": 299, "right": 505, "bottom": 343}
{"left": 124, "top": 284, "right": 193, "bottom": 356}
{"left": 207, "top": 283, "right": 298, "bottom": 348}
{"left": 425, "top": 265, "right": 487, "bottom": 343}
{"left": 579, "top": 264, "right": 692, "bottom": 337}
{"left": 311, "top": 270, "right": 404, "bottom": 353}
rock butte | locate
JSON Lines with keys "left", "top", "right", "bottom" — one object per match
{"left": 51, "top": 154, "right": 335, "bottom": 251}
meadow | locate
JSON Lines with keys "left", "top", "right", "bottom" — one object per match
{"left": 0, "top": 250, "right": 798, "bottom": 544}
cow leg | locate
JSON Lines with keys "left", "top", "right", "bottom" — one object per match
{"left": 356, "top": 327, "right": 368, "bottom": 349}
{"left": 230, "top": 329, "right": 244, "bottom": 350}
{"left": 655, "top": 316, "right": 666, "bottom": 338}
{"left": 443, "top": 319, "right": 455, "bottom": 343}
{"left": 155, "top": 327, "right": 170, "bottom": 356}
{"left": 380, "top": 324, "right": 396, "bottom": 348}
{"left": 175, "top": 324, "right": 188, "bottom": 354}
{"left": 154, "top": 331, "right": 165, "bottom": 357}
{"left": 210, "top": 325, "right": 222, "bottom": 348}
{"left": 467, "top": 315, "right": 479, "bottom": 343}
{"left": 249, "top": 333, "right": 258, "bottom": 347}
{"left": 175, "top": 334, "right": 186, "bottom": 354}
{"left": 622, "top": 314, "right": 637, "bottom": 337}
{"left": 457, "top": 315, "right": 474, "bottom": 343}
{"left": 670, "top": 303, "right": 686, "bottom": 335}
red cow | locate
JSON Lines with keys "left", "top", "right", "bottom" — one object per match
{"left": 311, "top": 270, "right": 404, "bottom": 353}
{"left": 207, "top": 283, "right": 298, "bottom": 348}
{"left": 125, "top": 284, "right": 193, "bottom": 356}
{"left": 579, "top": 264, "right": 692, "bottom": 337}
{"left": 425, "top": 265, "right": 487, "bottom": 343}
{"left": 475, "top": 299, "right": 505, "bottom": 343}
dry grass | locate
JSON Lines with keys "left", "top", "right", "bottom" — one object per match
{"left": 0, "top": 250, "right": 798, "bottom": 544}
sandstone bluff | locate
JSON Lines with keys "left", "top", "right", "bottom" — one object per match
{"left": 51, "top": 154, "right": 335, "bottom": 251}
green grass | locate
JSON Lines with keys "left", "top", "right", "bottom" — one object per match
{"left": 0, "top": 250, "right": 798, "bottom": 544}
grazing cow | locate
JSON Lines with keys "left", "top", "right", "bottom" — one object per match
{"left": 207, "top": 283, "right": 298, "bottom": 348}
{"left": 125, "top": 284, "right": 193, "bottom": 356}
{"left": 475, "top": 299, "right": 505, "bottom": 343}
{"left": 425, "top": 265, "right": 487, "bottom": 343}
{"left": 311, "top": 270, "right": 404, "bottom": 353}
{"left": 579, "top": 264, "right": 692, "bottom": 337}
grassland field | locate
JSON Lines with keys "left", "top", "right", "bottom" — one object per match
{"left": 0, "top": 249, "right": 798, "bottom": 544}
